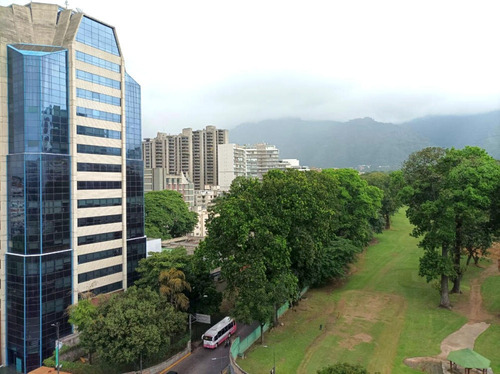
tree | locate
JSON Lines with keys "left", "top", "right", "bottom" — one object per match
{"left": 79, "top": 287, "right": 185, "bottom": 368}
{"left": 362, "top": 171, "right": 404, "bottom": 229}
{"left": 317, "top": 362, "right": 369, "bottom": 374}
{"left": 198, "top": 176, "right": 297, "bottom": 330}
{"left": 198, "top": 169, "right": 382, "bottom": 329}
{"left": 187, "top": 251, "right": 223, "bottom": 314}
{"left": 145, "top": 190, "right": 197, "bottom": 239}
{"left": 135, "top": 247, "right": 222, "bottom": 315}
{"left": 135, "top": 247, "right": 190, "bottom": 290}
{"left": 402, "top": 146, "right": 500, "bottom": 307}
{"left": 67, "top": 297, "right": 98, "bottom": 362}
{"left": 322, "top": 169, "right": 383, "bottom": 248}
{"left": 159, "top": 268, "right": 191, "bottom": 311}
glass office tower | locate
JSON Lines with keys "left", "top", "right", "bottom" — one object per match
{"left": 0, "top": 3, "right": 145, "bottom": 372}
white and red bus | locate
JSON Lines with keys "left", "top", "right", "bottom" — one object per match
{"left": 202, "top": 316, "right": 237, "bottom": 349}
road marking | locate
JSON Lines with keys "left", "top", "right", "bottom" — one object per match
{"left": 160, "top": 352, "right": 192, "bottom": 374}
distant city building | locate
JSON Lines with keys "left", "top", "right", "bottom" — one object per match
{"left": 218, "top": 143, "right": 247, "bottom": 191}
{"left": 218, "top": 143, "right": 307, "bottom": 190}
{"left": 194, "top": 186, "right": 222, "bottom": 209}
{"left": 277, "top": 159, "right": 310, "bottom": 171}
{"left": 245, "top": 143, "right": 280, "bottom": 179}
{"left": 142, "top": 126, "right": 229, "bottom": 189}
{"left": 144, "top": 169, "right": 195, "bottom": 206}
{"left": 190, "top": 205, "right": 210, "bottom": 237}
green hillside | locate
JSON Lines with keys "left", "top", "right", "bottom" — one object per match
{"left": 230, "top": 111, "right": 500, "bottom": 169}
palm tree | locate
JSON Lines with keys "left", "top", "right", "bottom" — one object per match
{"left": 159, "top": 267, "right": 191, "bottom": 311}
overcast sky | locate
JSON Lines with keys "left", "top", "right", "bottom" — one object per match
{"left": 2, "top": 0, "right": 500, "bottom": 137}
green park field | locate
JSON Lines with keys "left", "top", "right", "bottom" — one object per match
{"left": 238, "top": 210, "right": 500, "bottom": 374}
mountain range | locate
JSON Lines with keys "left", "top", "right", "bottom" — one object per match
{"left": 229, "top": 111, "right": 500, "bottom": 170}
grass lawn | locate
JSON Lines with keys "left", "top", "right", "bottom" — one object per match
{"left": 238, "top": 210, "right": 499, "bottom": 374}
{"left": 482, "top": 274, "right": 500, "bottom": 315}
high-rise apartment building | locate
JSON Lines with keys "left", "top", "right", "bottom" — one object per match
{"left": 0, "top": 3, "right": 145, "bottom": 372}
{"left": 218, "top": 143, "right": 247, "bottom": 191}
{"left": 144, "top": 169, "right": 195, "bottom": 206}
{"left": 142, "top": 126, "right": 228, "bottom": 190}
{"left": 245, "top": 143, "right": 280, "bottom": 179}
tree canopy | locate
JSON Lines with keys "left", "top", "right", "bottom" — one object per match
{"left": 71, "top": 287, "right": 186, "bottom": 368}
{"left": 198, "top": 169, "right": 382, "bottom": 326}
{"left": 135, "top": 247, "right": 222, "bottom": 314}
{"left": 402, "top": 146, "right": 500, "bottom": 307}
{"left": 362, "top": 170, "right": 404, "bottom": 229}
{"left": 144, "top": 190, "right": 197, "bottom": 239}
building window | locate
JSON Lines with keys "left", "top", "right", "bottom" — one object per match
{"left": 76, "top": 50, "right": 120, "bottom": 72}
{"left": 77, "top": 144, "right": 121, "bottom": 156}
{"left": 78, "top": 264, "right": 122, "bottom": 283}
{"left": 78, "top": 231, "right": 122, "bottom": 245}
{"left": 77, "top": 163, "right": 121, "bottom": 173}
{"left": 76, "top": 88, "right": 120, "bottom": 106}
{"left": 76, "top": 16, "right": 120, "bottom": 56}
{"left": 78, "top": 214, "right": 122, "bottom": 227}
{"left": 78, "top": 197, "right": 122, "bottom": 208}
{"left": 76, "top": 106, "right": 121, "bottom": 123}
{"left": 77, "top": 181, "right": 122, "bottom": 190}
{"left": 88, "top": 281, "right": 122, "bottom": 296}
{"left": 78, "top": 247, "right": 122, "bottom": 264}
{"left": 76, "top": 70, "right": 120, "bottom": 90}
{"left": 77, "top": 125, "right": 121, "bottom": 139}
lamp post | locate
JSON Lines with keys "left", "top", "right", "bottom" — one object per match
{"left": 51, "top": 322, "right": 60, "bottom": 374}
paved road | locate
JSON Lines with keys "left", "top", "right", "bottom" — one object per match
{"left": 167, "top": 321, "right": 259, "bottom": 374}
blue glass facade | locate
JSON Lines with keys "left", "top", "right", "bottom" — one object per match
{"left": 76, "top": 16, "right": 120, "bottom": 56}
{"left": 125, "top": 72, "right": 146, "bottom": 286}
{"left": 7, "top": 45, "right": 72, "bottom": 372}
{"left": 3, "top": 8, "right": 144, "bottom": 373}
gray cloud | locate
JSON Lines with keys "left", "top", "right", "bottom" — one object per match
{"left": 142, "top": 72, "right": 500, "bottom": 138}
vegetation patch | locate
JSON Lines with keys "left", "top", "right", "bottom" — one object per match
{"left": 481, "top": 275, "right": 500, "bottom": 315}
{"left": 238, "top": 210, "right": 499, "bottom": 374}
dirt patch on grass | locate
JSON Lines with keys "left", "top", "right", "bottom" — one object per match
{"left": 340, "top": 291, "right": 402, "bottom": 324}
{"left": 339, "top": 333, "right": 373, "bottom": 350}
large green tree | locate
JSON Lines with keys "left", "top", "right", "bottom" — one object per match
{"left": 75, "top": 287, "right": 185, "bottom": 368}
{"left": 362, "top": 171, "right": 404, "bottom": 229}
{"left": 145, "top": 190, "right": 197, "bottom": 239}
{"left": 199, "top": 169, "right": 382, "bottom": 328}
{"left": 199, "top": 176, "right": 297, "bottom": 329}
{"left": 402, "top": 146, "right": 500, "bottom": 307}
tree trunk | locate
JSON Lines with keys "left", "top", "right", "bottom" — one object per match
{"left": 273, "top": 303, "right": 278, "bottom": 327}
{"left": 260, "top": 323, "right": 264, "bottom": 344}
{"left": 385, "top": 214, "right": 391, "bottom": 230}
{"left": 440, "top": 246, "right": 451, "bottom": 308}
{"left": 466, "top": 253, "right": 472, "bottom": 266}
{"left": 440, "top": 274, "right": 451, "bottom": 308}
{"left": 450, "top": 218, "right": 462, "bottom": 294}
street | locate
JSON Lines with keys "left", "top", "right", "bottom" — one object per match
{"left": 166, "top": 321, "right": 258, "bottom": 374}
